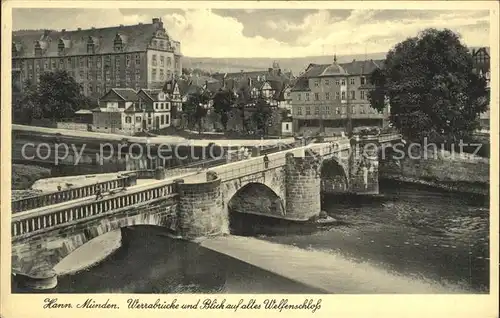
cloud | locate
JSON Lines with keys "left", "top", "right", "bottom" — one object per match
{"left": 12, "top": 8, "right": 490, "bottom": 58}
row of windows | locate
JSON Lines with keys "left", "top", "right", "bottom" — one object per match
{"left": 154, "top": 102, "right": 170, "bottom": 110}
{"left": 151, "top": 55, "right": 173, "bottom": 67}
{"left": 295, "top": 105, "right": 378, "bottom": 116}
{"left": 297, "top": 90, "right": 367, "bottom": 101}
{"left": 151, "top": 68, "right": 173, "bottom": 81}
{"left": 313, "top": 77, "right": 367, "bottom": 87}
{"left": 13, "top": 53, "right": 142, "bottom": 70}
{"left": 124, "top": 114, "right": 170, "bottom": 125}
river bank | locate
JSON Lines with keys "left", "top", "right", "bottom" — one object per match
{"left": 379, "top": 148, "right": 489, "bottom": 196}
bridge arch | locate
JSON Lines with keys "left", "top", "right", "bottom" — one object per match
{"left": 11, "top": 208, "right": 176, "bottom": 278}
{"left": 319, "top": 156, "right": 349, "bottom": 192}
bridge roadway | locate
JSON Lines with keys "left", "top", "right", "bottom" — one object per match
{"left": 11, "top": 141, "right": 346, "bottom": 236}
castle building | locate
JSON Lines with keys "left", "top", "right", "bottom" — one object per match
{"left": 12, "top": 18, "right": 182, "bottom": 100}
{"left": 290, "top": 55, "right": 390, "bottom": 135}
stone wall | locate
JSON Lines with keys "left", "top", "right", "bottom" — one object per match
{"left": 12, "top": 197, "right": 178, "bottom": 277}
{"left": 176, "top": 178, "right": 225, "bottom": 239}
{"left": 379, "top": 149, "right": 489, "bottom": 194}
{"left": 284, "top": 153, "right": 321, "bottom": 220}
{"left": 56, "top": 122, "right": 89, "bottom": 131}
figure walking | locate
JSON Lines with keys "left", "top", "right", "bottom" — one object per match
{"left": 95, "top": 184, "right": 103, "bottom": 200}
{"left": 263, "top": 154, "right": 269, "bottom": 169}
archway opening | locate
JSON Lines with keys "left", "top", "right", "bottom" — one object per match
{"left": 320, "top": 158, "right": 348, "bottom": 194}
{"left": 227, "top": 182, "right": 285, "bottom": 236}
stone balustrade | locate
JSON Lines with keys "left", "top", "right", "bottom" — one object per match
{"left": 11, "top": 181, "right": 178, "bottom": 239}
{"left": 11, "top": 170, "right": 157, "bottom": 213}
{"left": 10, "top": 142, "right": 350, "bottom": 239}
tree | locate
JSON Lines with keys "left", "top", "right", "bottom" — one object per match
{"left": 369, "top": 28, "right": 489, "bottom": 143}
{"left": 251, "top": 97, "right": 273, "bottom": 137}
{"left": 183, "top": 91, "right": 210, "bottom": 133}
{"left": 212, "top": 89, "right": 235, "bottom": 131}
{"left": 12, "top": 70, "right": 92, "bottom": 124}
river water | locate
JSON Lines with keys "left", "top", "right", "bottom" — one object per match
{"left": 18, "top": 179, "right": 489, "bottom": 294}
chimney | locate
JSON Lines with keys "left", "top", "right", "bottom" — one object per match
{"left": 152, "top": 18, "right": 160, "bottom": 24}
{"left": 352, "top": 59, "right": 356, "bottom": 62}
{"left": 77, "top": 28, "right": 82, "bottom": 31}
{"left": 119, "top": 24, "right": 124, "bottom": 27}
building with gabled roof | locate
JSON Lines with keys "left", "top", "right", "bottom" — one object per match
{"left": 91, "top": 86, "right": 173, "bottom": 135}
{"left": 290, "top": 55, "right": 389, "bottom": 136}
{"left": 12, "top": 18, "right": 182, "bottom": 100}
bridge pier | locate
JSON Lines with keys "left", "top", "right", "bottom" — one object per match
{"left": 176, "top": 174, "right": 225, "bottom": 240}
{"left": 285, "top": 153, "right": 322, "bottom": 220}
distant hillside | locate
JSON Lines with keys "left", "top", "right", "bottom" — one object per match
{"left": 182, "top": 52, "right": 387, "bottom": 76}
{"left": 183, "top": 46, "right": 487, "bottom": 76}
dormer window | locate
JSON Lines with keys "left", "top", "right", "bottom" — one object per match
{"left": 114, "top": 34, "right": 123, "bottom": 52}
{"left": 58, "top": 39, "right": 65, "bottom": 55}
{"left": 34, "top": 41, "right": 42, "bottom": 57}
{"left": 87, "top": 37, "right": 95, "bottom": 54}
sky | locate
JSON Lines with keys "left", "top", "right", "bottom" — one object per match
{"left": 12, "top": 8, "right": 490, "bottom": 58}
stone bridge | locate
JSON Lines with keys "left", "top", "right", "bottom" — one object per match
{"left": 11, "top": 134, "right": 402, "bottom": 289}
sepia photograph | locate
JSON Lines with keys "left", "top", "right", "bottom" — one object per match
{"left": 1, "top": 1, "right": 498, "bottom": 317}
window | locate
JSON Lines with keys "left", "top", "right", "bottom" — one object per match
{"left": 314, "top": 106, "right": 319, "bottom": 115}
{"left": 335, "top": 80, "right": 340, "bottom": 85}
{"left": 305, "top": 106, "right": 311, "bottom": 115}
{"left": 325, "top": 80, "right": 329, "bottom": 86}
{"left": 135, "top": 54, "right": 141, "bottom": 65}
{"left": 96, "top": 86, "right": 101, "bottom": 94}
{"left": 350, "top": 91, "right": 356, "bottom": 100}
{"left": 44, "top": 60, "right": 49, "bottom": 69}
{"left": 152, "top": 55, "right": 157, "bottom": 66}
{"left": 104, "top": 56, "right": 111, "bottom": 67}
{"left": 152, "top": 69, "right": 157, "bottom": 80}
{"left": 325, "top": 92, "right": 330, "bottom": 100}
{"left": 135, "top": 69, "right": 140, "bottom": 80}
{"left": 115, "top": 56, "right": 121, "bottom": 69}
{"left": 125, "top": 116, "right": 132, "bottom": 123}
{"left": 335, "top": 107, "right": 340, "bottom": 114}
{"left": 126, "top": 55, "right": 131, "bottom": 67}
{"left": 165, "top": 114, "right": 170, "bottom": 125}
{"left": 167, "top": 57, "right": 172, "bottom": 66}
{"left": 326, "top": 106, "right": 331, "bottom": 115}
{"left": 59, "top": 59, "right": 64, "bottom": 69}
{"left": 360, "top": 77, "right": 366, "bottom": 85}
{"left": 160, "top": 69, "right": 164, "bottom": 81}
{"left": 350, "top": 78, "right": 355, "bottom": 85}
{"left": 351, "top": 106, "right": 356, "bottom": 114}
{"left": 360, "top": 91, "right": 365, "bottom": 99}
{"left": 161, "top": 115, "right": 165, "bottom": 125}
{"left": 341, "top": 107, "right": 346, "bottom": 114}
{"left": 105, "top": 70, "right": 111, "bottom": 82}
{"left": 314, "top": 80, "right": 319, "bottom": 87}
{"left": 79, "top": 58, "right": 84, "bottom": 68}
{"left": 297, "top": 94, "right": 301, "bottom": 101}
{"left": 136, "top": 116, "right": 141, "bottom": 122}
{"left": 341, "top": 91, "right": 346, "bottom": 100}
{"left": 87, "top": 57, "right": 93, "bottom": 68}
{"left": 341, "top": 79, "right": 346, "bottom": 86}
{"left": 88, "top": 84, "right": 93, "bottom": 93}
{"left": 297, "top": 107, "right": 303, "bottom": 115}
{"left": 79, "top": 70, "right": 84, "bottom": 78}
{"left": 335, "top": 92, "right": 340, "bottom": 100}
{"left": 97, "top": 73, "right": 102, "bottom": 81}
{"left": 160, "top": 56, "right": 164, "bottom": 67}
{"left": 305, "top": 93, "right": 310, "bottom": 101}
{"left": 314, "top": 93, "right": 319, "bottom": 101}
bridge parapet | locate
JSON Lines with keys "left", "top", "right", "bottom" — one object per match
{"left": 11, "top": 179, "right": 179, "bottom": 240}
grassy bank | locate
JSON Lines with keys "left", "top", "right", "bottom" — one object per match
{"left": 12, "top": 164, "right": 52, "bottom": 190}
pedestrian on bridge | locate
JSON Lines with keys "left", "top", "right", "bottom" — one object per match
{"left": 263, "top": 154, "right": 269, "bottom": 169}
{"left": 95, "top": 184, "right": 103, "bottom": 200}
